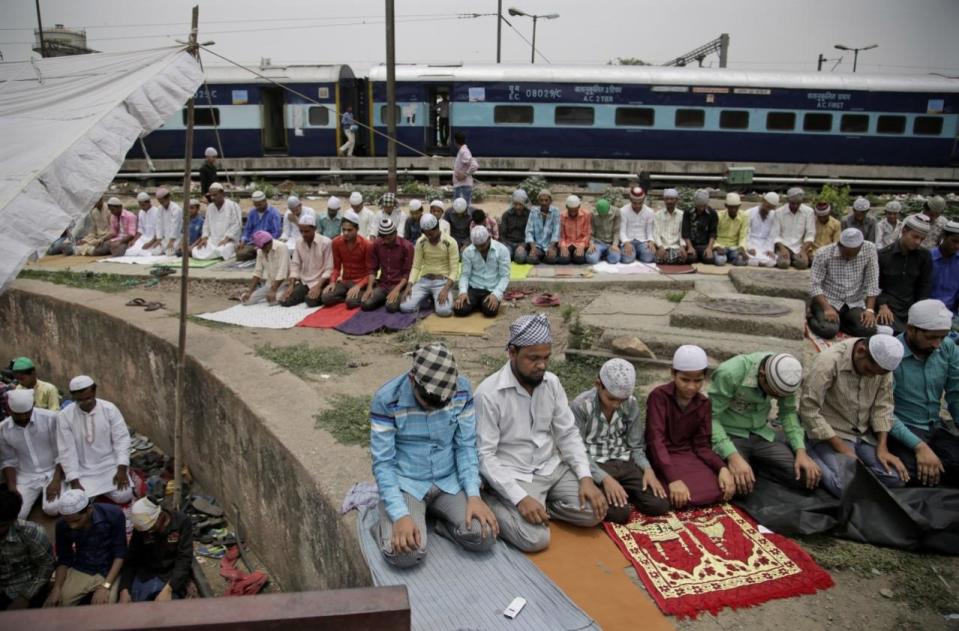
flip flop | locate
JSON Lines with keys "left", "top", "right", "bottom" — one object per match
{"left": 191, "top": 496, "right": 224, "bottom": 517}
{"left": 144, "top": 302, "right": 164, "bottom": 312}
{"left": 150, "top": 267, "right": 175, "bottom": 277}
{"left": 196, "top": 544, "right": 227, "bottom": 559}
{"left": 125, "top": 298, "right": 147, "bottom": 307}
{"left": 531, "top": 292, "right": 561, "bottom": 307}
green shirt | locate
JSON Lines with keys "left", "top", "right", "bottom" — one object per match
{"left": 707, "top": 352, "right": 805, "bottom": 459}
{"left": 716, "top": 209, "right": 748, "bottom": 250}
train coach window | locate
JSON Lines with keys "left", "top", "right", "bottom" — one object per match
{"left": 308, "top": 107, "right": 330, "bottom": 126}
{"left": 766, "top": 112, "right": 795, "bottom": 131}
{"left": 380, "top": 105, "right": 401, "bottom": 125}
{"left": 840, "top": 114, "right": 869, "bottom": 134}
{"left": 877, "top": 115, "right": 906, "bottom": 135}
{"left": 555, "top": 106, "right": 595, "bottom": 126}
{"left": 914, "top": 116, "right": 944, "bottom": 136}
{"left": 675, "top": 109, "right": 705, "bottom": 128}
{"left": 719, "top": 110, "right": 749, "bottom": 129}
{"left": 494, "top": 105, "right": 534, "bottom": 124}
{"left": 615, "top": 107, "right": 655, "bottom": 126}
{"left": 188, "top": 108, "right": 220, "bottom": 126}
{"left": 803, "top": 113, "right": 832, "bottom": 132}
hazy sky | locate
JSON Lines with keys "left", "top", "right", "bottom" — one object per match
{"left": 3, "top": 0, "right": 959, "bottom": 76}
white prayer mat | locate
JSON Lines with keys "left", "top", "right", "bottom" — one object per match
{"left": 591, "top": 261, "right": 660, "bottom": 274}
{"left": 195, "top": 302, "right": 320, "bottom": 329}
{"left": 99, "top": 255, "right": 181, "bottom": 265}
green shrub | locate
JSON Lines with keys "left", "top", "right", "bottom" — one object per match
{"left": 816, "top": 183, "right": 851, "bottom": 217}
{"left": 518, "top": 175, "right": 549, "bottom": 203}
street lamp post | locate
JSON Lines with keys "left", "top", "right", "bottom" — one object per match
{"left": 508, "top": 6, "right": 559, "bottom": 64}
{"left": 834, "top": 43, "right": 877, "bottom": 73}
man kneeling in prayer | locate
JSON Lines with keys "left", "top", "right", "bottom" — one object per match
{"left": 370, "top": 343, "right": 498, "bottom": 567}
{"left": 801, "top": 334, "right": 910, "bottom": 496}
{"left": 56, "top": 376, "right": 133, "bottom": 504}
{"left": 240, "top": 231, "right": 289, "bottom": 306}
{"left": 475, "top": 314, "right": 607, "bottom": 551}
{"left": 1, "top": 389, "right": 65, "bottom": 518}
{"left": 45, "top": 489, "right": 126, "bottom": 607}
{"left": 571, "top": 359, "right": 669, "bottom": 523}
{"left": 118, "top": 498, "right": 193, "bottom": 602}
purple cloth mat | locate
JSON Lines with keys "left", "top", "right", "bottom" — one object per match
{"left": 334, "top": 306, "right": 432, "bottom": 335}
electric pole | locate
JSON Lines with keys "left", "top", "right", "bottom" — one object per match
{"left": 385, "top": 0, "right": 397, "bottom": 193}
{"left": 496, "top": 0, "right": 502, "bottom": 63}
{"left": 35, "top": 0, "right": 46, "bottom": 57}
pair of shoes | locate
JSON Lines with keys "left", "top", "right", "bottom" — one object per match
{"left": 531, "top": 292, "right": 561, "bottom": 307}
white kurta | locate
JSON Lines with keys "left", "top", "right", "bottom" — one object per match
{"left": 357, "top": 207, "right": 377, "bottom": 239}
{"left": 280, "top": 207, "right": 313, "bottom": 252}
{"left": 0, "top": 408, "right": 62, "bottom": 518}
{"left": 193, "top": 199, "right": 242, "bottom": 260}
{"left": 157, "top": 201, "right": 184, "bottom": 255}
{"left": 57, "top": 399, "right": 132, "bottom": 499}
{"left": 126, "top": 205, "right": 162, "bottom": 256}
{"left": 747, "top": 206, "right": 780, "bottom": 267}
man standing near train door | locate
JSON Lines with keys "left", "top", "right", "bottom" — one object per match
{"left": 340, "top": 106, "right": 357, "bottom": 157}
{"left": 452, "top": 132, "right": 479, "bottom": 207}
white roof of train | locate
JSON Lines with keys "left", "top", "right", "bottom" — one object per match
{"left": 367, "top": 64, "right": 959, "bottom": 93}
{"left": 202, "top": 64, "right": 352, "bottom": 83}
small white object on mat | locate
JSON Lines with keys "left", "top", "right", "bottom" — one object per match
{"left": 592, "top": 261, "right": 660, "bottom": 275}
{"left": 196, "top": 302, "right": 320, "bottom": 329}
{"left": 504, "top": 597, "right": 527, "bottom": 619}
{"left": 99, "top": 255, "right": 180, "bottom": 265}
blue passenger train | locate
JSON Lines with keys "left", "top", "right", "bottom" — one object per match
{"left": 132, "top": 63, "right": 959, "bottom": 167}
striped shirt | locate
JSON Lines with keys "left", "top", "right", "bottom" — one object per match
{"left": 654, "top": 208, "right": 684, "bottom": 249}
{"left": 370, "top": 374, "right": 480, "bottom": 522}
{"left": 810, "top": 241, "right": 880, "bottom": 309}
{"left": 0, "top": 520, "right": 54, "bottom": 599}
{"left": 570, "top": 388, "right": 651, "bottom": 483}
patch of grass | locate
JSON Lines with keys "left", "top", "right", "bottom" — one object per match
{"left": 665, "top": 290, "right": 686, "bottom": 303}
{"left": 474, "top": 353, "right": 504, "bottom": 372}
{"left": 314, "top": 394, "right": 373, "bottom": 446}
{"left": 800, "top": 536, "right": 958, "bottom": 613}
{"left": 255, "top": 344, "right": 352, "bottom": 379}
{"left": 550, "top": 357, "right": 605, "bottom": 399}
{"left": 389, "top": 326, "right": 442, "bottom": 353}
{"left": 18, "top": 269, "right": 143, "bottom": 293}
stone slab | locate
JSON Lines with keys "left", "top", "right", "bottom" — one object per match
{"left": 669, "top": 294, "right": 806, "bottom": 340}
{"left": 729, "top": 267, "right": 810, "bottom": 301}
{"left": 600, "top": 326, "right": 807, "bottom": 365}
{"left": 582, "top": 294, "right": 678, "bottom": 317}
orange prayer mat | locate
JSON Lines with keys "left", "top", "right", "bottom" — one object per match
{"left": 603, "top": 504, "right": 833, "bottom": 619}
{"left": 526, "top": 521, "right": 675, "bottom": 631}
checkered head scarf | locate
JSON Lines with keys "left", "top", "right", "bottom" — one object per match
{"left": 508, "top": 313, "right": 552, "bottom": 349}
{"left": 410, "top": 343, "right": 459, "bottom": 402}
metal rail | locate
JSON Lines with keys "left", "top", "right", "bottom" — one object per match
{"left": 114, "top": 168, "right": 959, "bottom": 188}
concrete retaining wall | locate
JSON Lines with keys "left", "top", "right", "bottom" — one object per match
{"left": 0, "top": 281, "right": 371, "bottom": 592}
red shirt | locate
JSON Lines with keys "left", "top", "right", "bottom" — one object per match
{"left": 560, "top": 210, "right": 592, "bottom": 249}
{"left": 330, "top": 234, "right": 371, "bottom": 286}
{"left": 369, "top": 237, "right": 414, "bottom": 291}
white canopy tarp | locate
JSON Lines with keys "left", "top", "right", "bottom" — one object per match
{"left": 0, "top": 46, "right": 203, "bottom": 289}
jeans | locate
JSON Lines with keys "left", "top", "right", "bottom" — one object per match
{"left": 401, "top": 278, "right": 453, "bottom": 316}
{"left": 887, "top": 425, "right": 959, "bottom": 487}
{"left": 47, "top": 237, "right": 74, "bottom": 256}
{"left": 620, "top": 240, "right": 655, "bottom": 264}
{"left": 808, "top": 438, "right": 904, "bottom": 497}
{"left": 714, "top": 246, "right": 747, "bottom": 266}
{"left": 130, "top": 576, "right": 180, "bottom": 602}
{"left": 555, "top": 244, "right": 588, "bottom": 265}
{"left": 526, "top": 244, "right": 558, "bottom": 265}
{"left": 585, "top": 241, "right": 621, "bottom": 265}
{"left": 453, "top": 185, "right": 472, "bottom": 207}
{"left": 453, "top": 287, "right": 500, "bottom": 317}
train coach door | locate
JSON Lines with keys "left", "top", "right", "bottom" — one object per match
{"left": 425, "top": 85, "right": 451, "bottom": 154}
{"left": 261, "top": 87, "right": 288, "bottom": 155}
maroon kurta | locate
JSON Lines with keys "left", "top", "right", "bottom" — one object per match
{"left": 645, "top": 382, "right": 725, "bottom": 506}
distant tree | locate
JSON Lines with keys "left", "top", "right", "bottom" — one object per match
{"left": 608, "top": 57, "right": 650, "bottom": 66}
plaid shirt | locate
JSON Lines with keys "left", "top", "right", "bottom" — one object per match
{"left": 370, "top": 374, "right": 480, "bottom": 522}
{"left": 810, "top": 241, "right": 879, "bottom": 309}
{"left": 1, "top": 520, "right": 54, "bottom": 599}
{"left": 570, "top": 388, "right": 651, "bottom": 482}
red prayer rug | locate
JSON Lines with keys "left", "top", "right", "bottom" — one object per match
{"left": 603, "top": 503, "right": 833, "bottom": 619}
{"left": 656, "top": 264, "right": 696, "bottom": 275}
{"left": 295, "top": 303, "right": 358, "bottom": 328}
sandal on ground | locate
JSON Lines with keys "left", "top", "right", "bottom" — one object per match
{"left": 144, "top": 302, "right": 164, "bottom": 312}
{"left": 125, "top": 298, "right": 147, "bottom": 307}
{"left": 196, "top": 544, "right": 227, "bottom": 559}
{"left": 531, "top": 292, "right": 561, "bottom": 307}
{"left": 192, "top": 496, "right": 225, "bottom": 517}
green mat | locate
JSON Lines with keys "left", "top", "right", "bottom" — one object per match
{"left": 510, "top": 262, "right": 533, "bottom": 280}
{"left": 187, "top": 258, "right": 222, "bottom": 268}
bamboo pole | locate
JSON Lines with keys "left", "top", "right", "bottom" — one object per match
{"left": 174, "top": 5, "right": 199, "bottom": 511}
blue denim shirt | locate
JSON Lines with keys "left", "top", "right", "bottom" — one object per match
{"left": 931, "top": 247, "right": 959, "bottom": 313}
{"left": 55, "top": 503, "right": 127, "bottom": 576}
{"left": 188, "top": 216, "right": 204, "bottom": 245}
{"left": 890, "top": 333, "right": 959, "bottom": 448}
{"left": 459, "top": 240, "right": 511, "bottom": 299}
{"left": 370, "top": 373, "right": 480, "bottom": 522}
{"left": 525, "top": 206, "right": 561, "bottom": 250}
{"left": 241, "top": 206, "right": 282, "bottom": 243}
